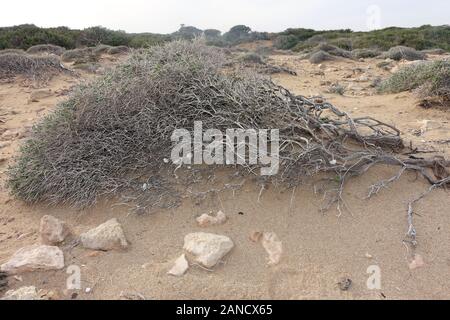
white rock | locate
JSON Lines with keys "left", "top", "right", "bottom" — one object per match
{"left": 196, "top": 211, "right": 228, "bottom": 227}
{"left": 261, "top": 232, "right": 283, "bottom": 265}
{"left": 183, "top": 233, "right": 234, "bottom": 268}
{"left": 80, "top": 218, "right": 128, "bottom": 251}
{"left": 409, "top": 254, "right": 425, "bottom": 270}
{"left": 1, "top": 245, "right": 64, "bottom": 274}
{"left": 1, "top": 286, "right": 41, "bottom": 300}
{"left": 167, "top": 254, "right": 189, "bottom": 276}
{"left": 39, "top": 215, "right": 70, "bottom": 245}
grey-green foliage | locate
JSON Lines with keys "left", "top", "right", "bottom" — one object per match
{"left": 379, "top": 60, "right": 450, "bottom": 100}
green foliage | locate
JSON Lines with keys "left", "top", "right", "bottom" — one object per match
{"left": 77, "top": 26, "right": 129, "bottom": 47}
{"left": 0, "top": 24, "right": 168, "bottom": 50}
{"left": 277, "top": 25, "right": 450, "bottom": 53}
{"left": 172, "top": 25, "right": 203, "bottom": 40}
{"left": 381, "top": 46, "right": 426, "bottom": 61}
{"left": 223, "top": 25, "right": 252, "bottom": 44}
{"left": 379, "top": 60, "right": 450, "bottom": 101}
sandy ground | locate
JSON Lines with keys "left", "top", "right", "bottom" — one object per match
{"left": 0, "top": 50, "right": 449, "bottom": 300}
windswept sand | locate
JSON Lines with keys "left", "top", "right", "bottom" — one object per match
{"left": 0, "top": 52, "right": 449, "bottom": 300}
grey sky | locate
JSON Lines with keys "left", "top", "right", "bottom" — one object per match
{"left": 1, "top": 0, "right": 449, "bottom": 33}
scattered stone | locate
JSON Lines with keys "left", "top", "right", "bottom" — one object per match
{"left": 196, "top": 211, "right": 228, "bottom": 227}
{"left": 1, "top": 286, "right": 41, "bottom": 300}
{"left": 0, "top": 245, "right": 64, "bottom": 274}
{"left": 39, "top": 215, "right": 70, "bottom": 245}
{"left": 261, "top": 232, "right": 283, "bottom": 265}
{"left": 85, "top": 287, "right": 92, "bottom": 294}
{"left": 338, "top": 277, "right": 352, "bottom": 291}
{"left": 183, "top": 232, "right": 234, "bottom": 268}
{"left": 409, "top": 254, "right": 425, "bottom": 270}
{"left": 80, "top": 218, "right": 128, "bottom": 251}
{"left": 39, "top": 289, "right": 59, "bottom": 300}
{"left": 1, "top": 129, "right": 24, "bottom": 140}
{"left": 365, "top": 253, "right": 373, "bottom": 259}
{"left": 28, "top": 89, "right": 52, "bottom": 103}
{"left": 167, "top": 254, "right": 189, "bottom": 277}
{"left": 85, "top": 250, "right": 102, "bottom": 258}
{"left": 13, "top": 275, "right": 23, "bottom": 282}
{"left": 0, "top": 141, "right": 11, "bottom": 148}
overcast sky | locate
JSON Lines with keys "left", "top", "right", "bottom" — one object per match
{"left": 1, "top": 0, "right": 449, "bottom": 33}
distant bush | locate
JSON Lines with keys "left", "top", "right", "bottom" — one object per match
{"left": 274, "top": 35, "right": 298, "bottom": 50}
{"left": 309, "top": 51, "right": 335, "bottom": 64}
{"left": 276, "top": 25, "right": 450, "bottom": 53}
{"left": 0, "top": 53, "right": 64, "bottom": 81}
{"left": 92, "top": 44, "right": 112, "bottom": 55}
{"left": 379, "top": 60, "right": 450, "bottom": 102}
{"left": 172, "top": 25, "right": 203, "bottom": 40}
{"left": 327, "top": 83, "right": 345, "bottom": 95}
{"left": 314, "top": 43, "right": 352, "bottom": 59}
{"left": 223, "top": 25, "right": 252, "bottom": 44}
{"left": 107, "top": 46, "right": 130, "bottom": 55}
{"left": 330, "top": 38, "right": 353, "bottom": 51}
{"left": 26, "top": 44, "right": 65, "bottom": 56}
{"left": 0, "top": 48, "right": 25, "bottom": 55}
{"left": 421, "top": 48, "right": 446, "bottom": 55}
{"left": 0, "top": 25, "right": 77, "bottom": 50}
{"left": 61, "top": 48, "right": 95, "bottom": 62}
{"left": 240, "top": 52, "right": 264, "bottom": 64}
{"left": 351, "top": 48, "right": 381, "bottom": 59}
{"left": 0, "top": 24, "right": 168, "bottom": 51}
{"left": 382, "top": 46, "right": 426, "bottom": 61}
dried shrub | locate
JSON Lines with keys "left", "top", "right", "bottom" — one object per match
{"left": 382, "top": 46, "right": 426, "bottom": 61}
{"left": 26, "top": 44, "right": 65, "bottom": 56}
{"left": 351, "top": 48, "right": 381, "bottom": 59}
{"left": 421, "top": 48, "right": 446, "bottom": 55}
{"left": 309, "top": 50, "right": 335, "bottom": 64}
{"left": 240, "top": 52, "right": 264, "bottom": 64}
{"left": 0, "top": 53, "right": 65, "bottom": 81}
{"left": 107, "top": 46, "right": 130, "bottom": 55}
{"left": 7, "top": 40, "right": 448, "bottom": 226}
{"left": 314, "top": 43, "right": 352, "bottom": 59}
{"left": 327, "top": 83, "right": 345, "bottom": 95}
{"left": 0, "top": 49, "right": 26, "bottom": 55}
{"left": 61, "top": 48, "right": 96, "bottom": 62}
{"left": 93, "top": 44, "right": 112, "bottom": 55}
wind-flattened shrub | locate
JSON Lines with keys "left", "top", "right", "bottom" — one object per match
{"left": 351, "top": 48, "right": 381, "bottom": 59}
{"left": 0, "top": 53, "right": 64, "bottom": 81}
{"left": 107, "top": 46, "right": 130, "bottom": 55}
{"left": 379, "top": 60, "right": 450, "bottom": 103}
{"left": 309, "top": 50, "right": 335, "bottom": 64}
{"left": 240, "top": 52, "right": 264, "bottom": 64}
{"left": 0, "top": 49, "right": 26, "bottom": 55}
{"left": 27, "top": 44, "right": 65, "bottom": 56}
{"left": 421, "top": 48, "right": 446, "bottom": 55}
{"left": 382, "top": 46, "right": 426, "bottom": 61}
{"left": 7, "top": 40, "right": 405, "bottom": 209}
{"left": 314, "top": 43, "right": 352, "bottom": 59}
{"left": 92, "top": 44, "right": 112, "bottom": 55}
{"left": 61, "top": 48, "right": 95, "bottom": 62}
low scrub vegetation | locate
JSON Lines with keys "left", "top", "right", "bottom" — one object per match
{"left": 381, "top": 46, "right": 426, "bottom": 61}
{"left": 26, "top": 44, "right": 65, "bottom": 56}
{"left": 379, "top": 60, "right": 450, "bottom": 104}
{"left": 0, "top": 53, "right": 65, "bottom": 81}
